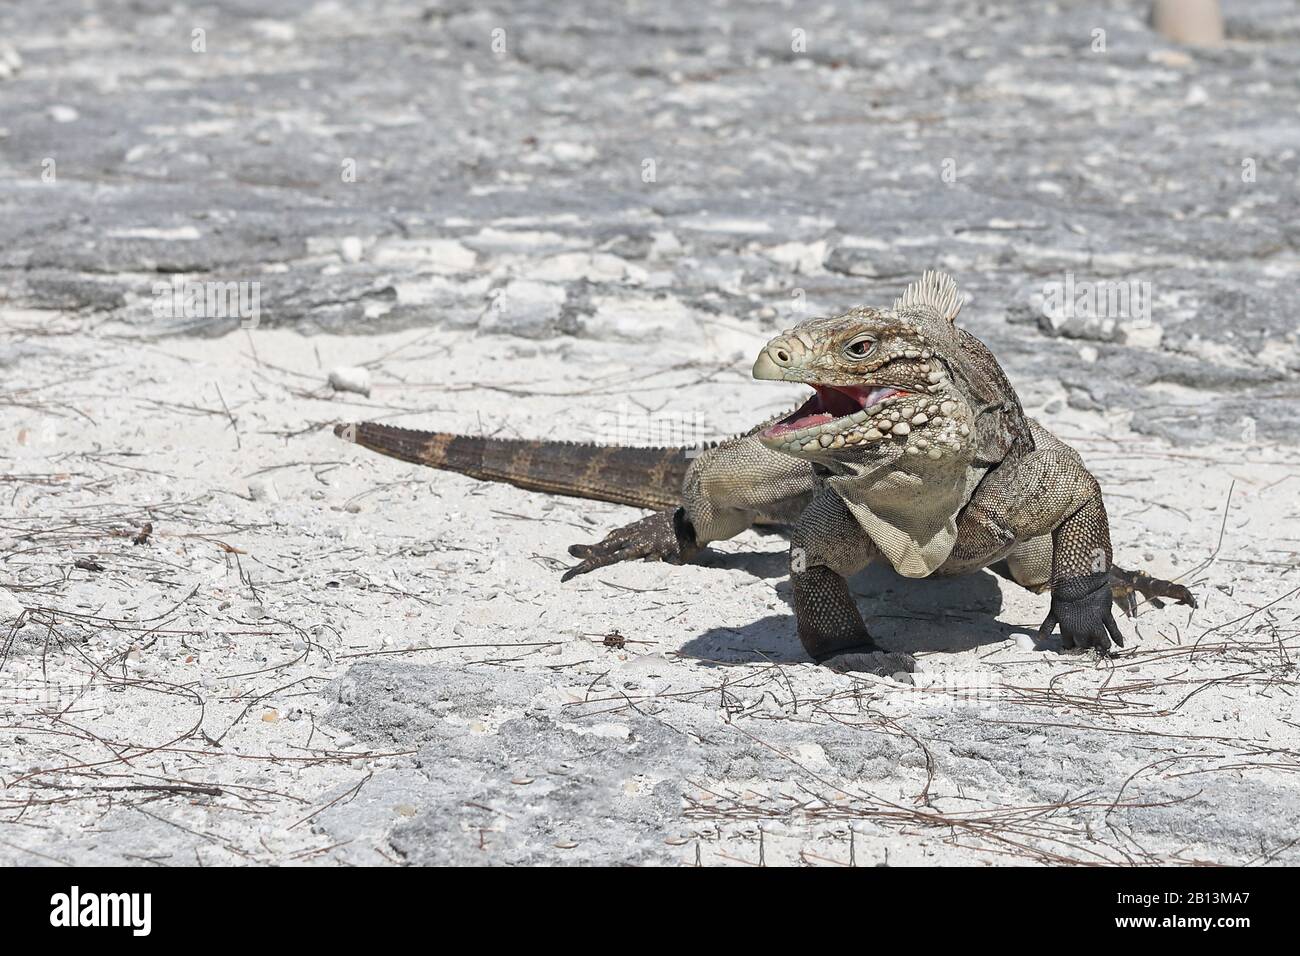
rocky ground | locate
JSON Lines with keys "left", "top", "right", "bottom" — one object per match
{"left": 1, "top": 0, "right": 1298, "bottom": 865}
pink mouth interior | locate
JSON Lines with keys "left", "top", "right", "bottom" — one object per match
{"left": 764, "top": 385, "right": 907, "bottom": 438}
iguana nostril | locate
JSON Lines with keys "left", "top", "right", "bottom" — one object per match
{"left": 776, "top": 349, "right": 790, "bottom": 363}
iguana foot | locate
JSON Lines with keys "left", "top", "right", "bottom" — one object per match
{"left": 562, "top": 508, "right": 699, "bottom": 581}
{"left": 1040, "top": 570, "right": 1125, "bottom": 652}
{"left": 817, "top": 644, "right": 916, "bottom": 681}
{"left": 1109, "top": 566, "right": 1197, "bottom": 617}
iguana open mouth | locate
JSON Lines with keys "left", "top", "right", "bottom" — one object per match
{"left": 764, "top": 384, "right": 909, "bottom": 438}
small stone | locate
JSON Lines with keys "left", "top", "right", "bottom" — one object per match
{"left": 339, "top": 236, "right": 364, "bottom": 263}
{"left": 48, "top": 104, "right": 78, "bottom": 123}
{"left": 328, "top": 366, "right": 371, "bottom": 397}
{"left": 0, "top": 587, "right": 23, "bottom": 623}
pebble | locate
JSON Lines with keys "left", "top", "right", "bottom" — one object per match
{"left": 0, "top": 587, "right": 23, "bottom": 622}
{"left": 328, "top": 366, "right": 371, "bottom": 397}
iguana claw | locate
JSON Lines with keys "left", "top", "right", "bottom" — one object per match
{"left": 1041, "top": 571, "right": 1125, "bottom": 652}
{"left": 562, "top": 508, "right": 699, "bottom": 581}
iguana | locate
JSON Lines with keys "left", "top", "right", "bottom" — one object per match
{"left": 335, "top": 271, "right": 1194, "bottom": 677}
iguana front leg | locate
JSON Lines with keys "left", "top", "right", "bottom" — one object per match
{"left": 561, "top": 509, "right": 699, "bottom": 581}
{"left": 1039, "top": 491, "right": 1126, "bottom": 651}
{"left": 562, "top": 419, "right": 815, "bottom": 579}
{"left": 789, "top": 490, "right": 916, "bottom": 677}
{"left": 987, "top": 452, "right": 1126, "bottom": 652}
{"left": 952, "top": 435, "right": 1127, "bottom": 653}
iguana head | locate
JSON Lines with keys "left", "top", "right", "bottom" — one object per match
{"left": 753, "top": 271, "right": 1024, "bottom": 469}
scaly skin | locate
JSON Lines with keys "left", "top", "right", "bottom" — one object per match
{"left": 336, "top": 272, "right": 1195, "bottom": 678}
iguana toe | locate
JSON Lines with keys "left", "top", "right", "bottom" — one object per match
{"left": 1109, "top": 566, "right": 1197, "bottom": 617}
{"left": 1042, "top": 571, "right": 1125, "bottom": 653}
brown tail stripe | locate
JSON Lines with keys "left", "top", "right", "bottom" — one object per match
{"left": 335, "top": 422, "right": 690, "bottom": 511}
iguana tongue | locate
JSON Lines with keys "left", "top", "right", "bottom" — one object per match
{"left": 767, "top": 411, "right": 834, "bottom": 436}
{"left": 763, "top": 384, "right": 906, "bottom": 438}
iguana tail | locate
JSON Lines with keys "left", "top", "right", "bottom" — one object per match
{"left": 334, "top": 422, "right": 690, "bottom": 511}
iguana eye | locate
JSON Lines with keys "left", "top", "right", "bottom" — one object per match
{"left": 844, "top": 337, "right": 875, "bottom": 359}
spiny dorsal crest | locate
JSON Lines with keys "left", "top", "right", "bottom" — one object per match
{"left": 893, "top": 270, "right": 964, "bottom": 324}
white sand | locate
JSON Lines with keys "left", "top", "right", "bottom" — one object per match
{"left": 2, "top": 321, "right": 1298, "bottom": 865}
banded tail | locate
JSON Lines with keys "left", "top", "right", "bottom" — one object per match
{"left": 334, "top": 422, "right": 690, "bottom": 511}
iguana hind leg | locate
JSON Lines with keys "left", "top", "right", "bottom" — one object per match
{"left": 993, "top": 544, "right": 1196, "bottom": 618}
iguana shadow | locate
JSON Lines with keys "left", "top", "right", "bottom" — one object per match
{"left": 679, "top": 563, "right": 1040, "bottom": 665}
